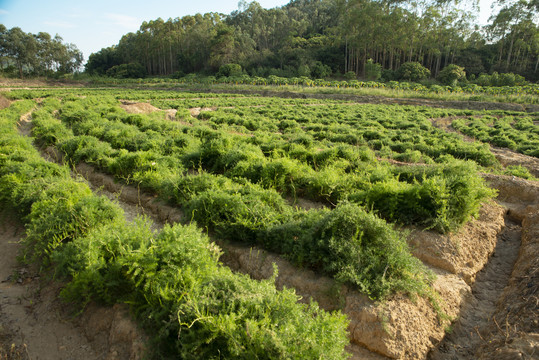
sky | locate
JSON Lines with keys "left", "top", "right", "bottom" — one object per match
{"left": 0, "top": 0, "right": 497, "bottom": 63}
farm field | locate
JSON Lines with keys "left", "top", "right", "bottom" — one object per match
{"left": 1, "top": 83, "right": 538, "bottom": 359}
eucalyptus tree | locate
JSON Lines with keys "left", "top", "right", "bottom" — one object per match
{"left": 487, "top": 0, "right": 539, "bottom": 76}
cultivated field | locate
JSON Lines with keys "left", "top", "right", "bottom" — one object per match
{"left": 1, "top": 83, "right": 538, "bottom": 359}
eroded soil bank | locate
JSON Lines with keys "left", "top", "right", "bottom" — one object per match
{"left": 0, "top": 211, "right": 143, "bottom": 360}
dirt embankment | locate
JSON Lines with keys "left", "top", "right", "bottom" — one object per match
{"left": 0, "top": 210, "right": 145, "bottom": 360}
{"left": 429, "top": 175, "right": 539, "bottom": 359}
{"left": 476, "top": 205, "right": 539, "bottom": 359}
{"left": 490, "top": 147, "right": 539, "bottom": 178}
{"left": 475, "top": 178, "right": 539, "bottom": 359}
{"left": 119, "top": 100, "right": 177, "bottom": 120}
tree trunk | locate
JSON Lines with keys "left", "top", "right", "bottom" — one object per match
{"left": 169, "top": 43, "right": 173, "bottom": 74}
{"left": 344, "top": 37, "right": 348, "bottom": 74}
{"left": 506, "top": 35, "right": 515, "bottom": 71}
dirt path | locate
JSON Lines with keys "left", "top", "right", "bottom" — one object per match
{"left": 428, "top": 218, "right": 522, "bottom": 359}
{"left": 0, "top": 211, "right": 104, "bottom": 360}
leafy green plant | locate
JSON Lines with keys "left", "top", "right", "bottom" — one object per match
{"left": 438, "top": 64, "right": 466, "bottom": 86}
{"left": 262, "top": 203, "right": 433, "bottom": 300}
{"left": 396, "top": 62, "right": 431, "bottom": 82}
{"left": 365, "top": 59, "right": 382, "bottom": 81}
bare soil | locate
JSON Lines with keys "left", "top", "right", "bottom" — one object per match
{"left": 428, "top": 219, "right": 522, "bottom": 359}
{"left": 0, "top": 211, "right": 102, "bottom": 360}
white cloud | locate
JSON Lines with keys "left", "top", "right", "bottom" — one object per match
{"left": 104, "top": 13, "right": 140, "bottom": 30}
{"left": 0, "top": 9, "right": 9, "bottom": 15}
{"left": 43, "top": 21, "right": 76, "bottom": 29}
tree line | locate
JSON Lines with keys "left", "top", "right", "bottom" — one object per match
{"left": 0, "top": 25, "right": 83, "bottom": 77}
{"left": 85, "top": 0, "right": 538, "bottom": 81}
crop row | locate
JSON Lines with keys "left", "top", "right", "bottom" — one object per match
{"left": 0, "top": 100, "right": 351, "bottom": 359}
{"left": 40, "top": 94, "right": 498, "bottom": 232}
{"left": 87, "top": 74, "right": 539, "bottom": 97}
{"left": 452, "top": 115, "right": 539, "bottom": 158}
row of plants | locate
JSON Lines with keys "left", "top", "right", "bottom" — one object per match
{"left": 85, "top": 74, "right": 539, "bottom": 98}
{"left": 29, "top": 95, "right": 436, "bottom": 300}
{"left": 452, "top": 115, "right": 539, "bottom": 158}
{"left": 0, "top": 100, "right": 352, "bottom": 359}
{"left": 193, "top": 103, "right": 499, "bottom": 167}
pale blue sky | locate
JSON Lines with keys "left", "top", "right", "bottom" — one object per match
{"left": 0, "top": 0, "right": 495, "bottom": 62}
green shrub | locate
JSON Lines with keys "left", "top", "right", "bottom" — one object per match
{"left": 262, "top": 203, "right": 432, "bottom": 299}
{"left": 31, "top": 110, "right": 74, "bottom": 146}
{"left": 130, "top": 223, "right": 350, "bottom": 359}
{"left": 60, "top": 135, "right": 115, "bottom": 166}
{"left": 186, "top": 186, "right": 291, "bottom": 241}
{"left": 217, "top": 63, "right": 242, "bottom": 78}
{"left": 438, "top": 64, "right": 466, "bottom": 86}
{"left": 396, "top": 62, "right": 431, "bottom": 82}
{"left": 311, "top": 61, "right": 332, "bottom": 79}
{"left": 55, "top": 217, "right": 151, "bottom": 305}
{"left": 351, "top": 161, "right": 496, "bottom": 232}
{"left": 364, "top": 59, "right": 382, "bottom": 81}
{"left": 106, "top": 63, "right": 147, "bottom": 78}
{"left": 23, "top": 179, "right": 123, "bottom": 265}
{"left": 344, "top": 71, "right": 356, "bottom": 80}
{"left": 0, "top": 154, "right": 70, "bottom": 215}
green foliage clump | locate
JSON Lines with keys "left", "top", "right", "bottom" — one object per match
{"left": 438, "top": 64, "right": 466, "bottom": 86}
{"left": 106, "top": 62, "right": 147, "bottom": 78}
{"left": 352, "top": 161, "right": 496, "bottom": 232}
{"left": 217, "top": 63, "right": 243, "bottom": 77}
{"left": 23, "top": 180, "right": 123, "bottom": 265}
{"left": 475, "top": 72, "right": 527, "bottom": 87}
{"left": 60, "top": 135, "right": 115, "bottom": 165}
{"left": 186, "top": 185, "right": 292, "bottom": 242}
{"left": 262, "top": 203, "right": 432, "bottom": 299}
{"left": 311, "top": 61, "right": 332, "bottom": 79}
{"left": 344, "top": 71, "right": 356, "bottom": 80}
{"left": 396, "top": 62, "right": 431, "bottom": 82}
{"left": 364, "top": 59, "right": 382, "bottom": 81}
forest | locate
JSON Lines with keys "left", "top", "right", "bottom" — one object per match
{"left": 0, "top": 24, "right": 83, "bottom": 77}
{"left": 82, "top": 0, "right": 539, "bottom": 82}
